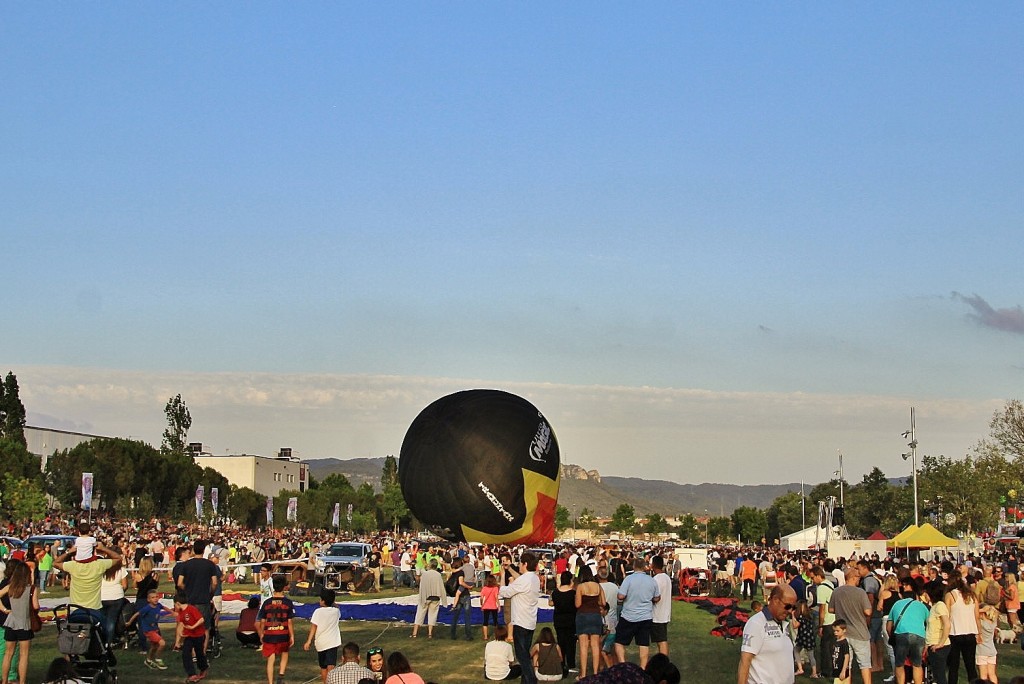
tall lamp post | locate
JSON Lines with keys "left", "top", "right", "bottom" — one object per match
{"left": 902, "top": 406, "right": 920, "bottom": 527}
{"left": 704, "top": 509, "right": 709, "bottom": 545}
{"left": 836, "top": 450, "right": 845, "bottom": 506}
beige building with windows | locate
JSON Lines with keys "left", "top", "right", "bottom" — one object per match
{"left": 193, "top": 447, "right": 308, "bottom": 498}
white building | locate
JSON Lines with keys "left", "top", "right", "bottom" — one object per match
{"left": 25, "top": 425, "right": 108, "bottom": 471}
{"left": 193, "top": 446, "right": 308, "bottom": 498}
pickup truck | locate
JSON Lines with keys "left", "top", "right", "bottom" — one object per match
{"left": 315, "top": 542, "right": 373, "bottom": 590}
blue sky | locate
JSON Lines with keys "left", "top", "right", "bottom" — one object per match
{"left": 3, "top": 4, "right": 1022, "bottom": 486}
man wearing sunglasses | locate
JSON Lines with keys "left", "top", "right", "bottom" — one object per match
{"left": 737, "top": 584, "right": 798, "bottom": 684}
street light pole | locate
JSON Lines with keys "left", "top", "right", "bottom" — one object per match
{"left": 836, "top": 450, "right": 845, "bottom": 506}
{"left": 704, "top": 509, "right": 709, "bottom": 545}
{"left": 902, "top": 407, "right": 920, "bottom": 527}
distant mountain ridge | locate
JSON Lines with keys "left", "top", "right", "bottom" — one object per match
{"left": 303, "top": 457, "right": 801, "bottom": 517}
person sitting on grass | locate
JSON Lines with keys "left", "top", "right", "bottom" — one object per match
{"left": 124, "top": 589, "right": 172, "bottom": 671}
{"left": 236, "top": 596, "right": 261, "bottom": 648}
{"left": 41, "top": 657, "right": 86, "bottom": 684}
{"left": 484, "top": 624, "right": 521, "bottom": 681}
{"left": 326, "top": 642, "right": 375, "bottom": 684}
{"left": 383, "top": 651, "right": 425, "bottom": 684}
{"left": 531, "top": 627, "right": 564, "bottom": 682}
{"left": 365, "top": 647, "right": 388, "bottom": 682}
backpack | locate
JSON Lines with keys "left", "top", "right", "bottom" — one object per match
{"left": 806, "top": 577, "right": 833, "bottom": 608}
{"left": 446, "top": 572, "right": 460, "bottom": 598}
{"left": 983, "top": 579, "right": 1002, "bottom": 607}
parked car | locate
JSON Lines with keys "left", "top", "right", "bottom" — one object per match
{"left": 0, "top": 537, "right": 23, "bottom": 553}
{"left": 315, "top": 542, "right": 373, "bottom": 591}
{"left": 23, "top": 535, "right": 77, "bottom": 555}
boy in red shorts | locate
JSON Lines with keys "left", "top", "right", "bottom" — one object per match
{"left": 124, "top": 589, "right": 171, "bottom": 670}
{"left": 176, "top": 591, "right": 209, "bottom": 682}
{"left": 257, "top": 575, "right": 294, "bottom": 684}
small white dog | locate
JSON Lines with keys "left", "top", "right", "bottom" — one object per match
{"left": 995, "top": 628, "right": 1018, "bottom": 644}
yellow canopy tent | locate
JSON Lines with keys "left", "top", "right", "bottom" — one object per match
{"left": 902, "top": 522, "right": 959, "bottom": 548}
{"left": 888, "top": 524, "right": 919, "bottom": 547}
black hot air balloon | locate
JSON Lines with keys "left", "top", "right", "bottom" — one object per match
{"left": 398, "top": 389, "right": 560, "bottom": 545}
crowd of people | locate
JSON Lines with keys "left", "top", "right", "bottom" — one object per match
{"left": 735, "top": 548, "right": 1024, "bottom": 684}
{"left": 0, "top": 514, "right": 686, "bottom": 684}
{"left": 4, "top": 512, "right": 1024, "bottom": 684}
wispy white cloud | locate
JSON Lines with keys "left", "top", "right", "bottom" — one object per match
{"left": 17, "top": 365, "right": 1000, "bottom": 486}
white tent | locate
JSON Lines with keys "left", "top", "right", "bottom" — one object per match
{"left": 780, "top": 525, "right": 833, "bottom": 551}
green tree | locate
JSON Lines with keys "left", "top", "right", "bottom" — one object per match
{"left": 319, "top": 473, "right": 354, "bottom": 493}
{"left": 161, "top": 394, "right": 192, "bottom": 457}
{"left": 611, "top": 503, "right": 636, "bottom": 534}
{"left": 916, "top": 454, "right": 1002, "bottom": 534}
{"left": 807, "top": 479, "right": 846, "bottom": 508}
{"left": 0, "top": 372, "right": 27, "bottom": 447}
{"left": 352, "top": 511, "right": 376, "bottom": 534}
{"left": 113, "top": 491, "right": 156, "bottom": 519}
{"left": 0, "top": 438, "right": 42, "bottom": 483}
{"left": 731, "top": 506, "right": 768, "bottom": 544}
{"left": 707, "top": 516, "right": 732, "bottom": 543}
{"left": 555, "top": 505, "right": 571, "bottom": 534}
{"left": 645, "top": 513, "right": 670, "bottom": 535}
{"left": 766, "top": 491, "right": 807, "bottom": 542}
{"left": 674, "top": 513, "right": 698, "bottom": 543}
{"left": 355, "top": 482, "right": 377, "bottom": 513}
{"left": 227, "top": 485, "right": 266, "bottom": 528}
{"left": 0, "top": 474, "right": 47, "bottom": 521}
{"left": 380, "top": 484, "right": 410, "bottom": 532}
{"left": 844, "top": 467, "right": 894, "bottom": 537}
{"left": 985, "top": 399, "right": 1024, "bottom": 461}
{"left": 578, "top": 508, "right": 596, "bottom": 530}
{"left": 381, "top": 455, "right": 399, "bottom": 488}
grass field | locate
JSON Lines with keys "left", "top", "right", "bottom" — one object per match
{"left": 21, "top": 582, "right": 1024, "bottom": 683}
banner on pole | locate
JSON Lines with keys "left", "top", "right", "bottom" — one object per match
{"left": 346, "top": 503, "right": 353, "bottom": 526}
{"left": 332, "top": 503, "right": 340, "bottom": 528}
{"left": 81, "top": 472, "right": 94, "bottom": 511}
{"left": 266, "top": 497, "right": 274, "bottom": 526}
{"left": 195, "top": 485, "right": 204, "bottom": 519}
{"left": 287, "top": 497, "right": 298, "bottom": 523}
{"left": 211, "top": 487, "right": 219, "bottom": 516}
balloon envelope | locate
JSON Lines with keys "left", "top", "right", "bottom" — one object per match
{"left": 399, "top": 389, "right": 560, "bottom": 545}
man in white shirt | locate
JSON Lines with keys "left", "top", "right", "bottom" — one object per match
{"left": 398, "top": 547, "right": 414, "bottom": 589}
{"left": 499, "top": 551, "right": 540, "bottom": 684}
{"left": 737, "top": 584, "right": 797, "bottom": 684}
{"left": 651, "top": 555, "right": 673, "bottom": 656}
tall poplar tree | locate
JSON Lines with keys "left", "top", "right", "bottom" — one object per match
{"left": 161, "top": 394, "right": 192, "bottom": 457}
{"left": 0, "top": 371, "right": 27, "bottom": 447}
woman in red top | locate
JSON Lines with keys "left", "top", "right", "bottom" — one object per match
{"left": 236, "top": 596, "right": 261, "bottom": 648}
{"left": 480, "top": 575, "right": 501, "bottom": 641}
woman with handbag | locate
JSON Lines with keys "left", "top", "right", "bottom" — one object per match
{"left": 531, "top": 627, "right": 564, "bottom": 682}
{"left": 0, "top": 559, "right": 40, "bottom": 684}
{"left": 885, "top": 576, "right": 929, "bottom": 684}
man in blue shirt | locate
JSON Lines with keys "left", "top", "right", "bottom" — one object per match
{"left": 614, "top": 556, "right": 661, "bottom": 668}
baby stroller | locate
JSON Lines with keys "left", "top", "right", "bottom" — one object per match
{"left": 53, "top": 604, "right": 118, "bottom": 683}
